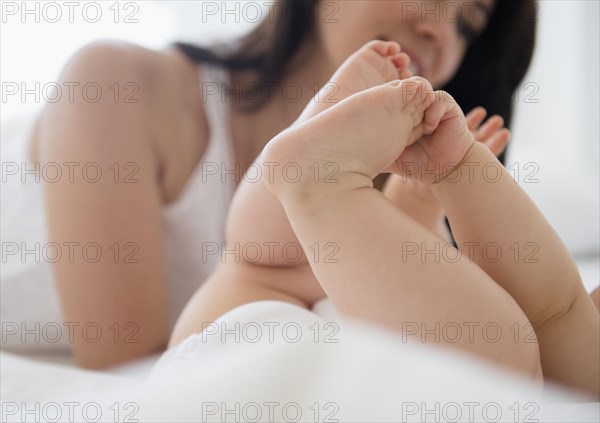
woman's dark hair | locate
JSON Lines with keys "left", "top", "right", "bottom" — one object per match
{"left": 443, "top": 0, "right": 538, "bottom": 164}
{"left": 176, "top": 0, "right": 538, "bottom": 166}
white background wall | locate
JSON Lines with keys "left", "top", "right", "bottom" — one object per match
{"left": 1, "top": 0, "right": 599, "bottom": 260}
{"left": 509, "top": 1, "right": 599, "bottom": 256}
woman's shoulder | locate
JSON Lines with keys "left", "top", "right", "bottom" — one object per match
{"left": 63, "top": 40, "right": 204, "bottom": 107}
{"left": 31, "top": 40, "right": 209, "bottom": 136}
{"left": 31, "top": 40, "right": 213, "bottom": 202}
{"left": 81, "top": 41, "right": 213, "bottom": 193}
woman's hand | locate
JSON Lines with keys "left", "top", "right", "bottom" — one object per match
{"left": 466, "top": 107, "right": 511, "bottom": 157}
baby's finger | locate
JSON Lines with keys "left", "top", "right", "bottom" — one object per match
{"left": 483, "top": 128, "right": 511, "bottom": 157}
{"left": 476, "top": 115, "right": 504, "bottom": 141}
{"left": 466, "top": 107, "right": 487, "bottom": 131}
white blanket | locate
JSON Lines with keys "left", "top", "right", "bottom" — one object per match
{"left": 2, "top": 301, "right": 598, "bottom": 423}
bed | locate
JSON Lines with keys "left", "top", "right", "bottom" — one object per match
{"left": 1, "top": 300, "right": 599, "bottom": 422}
{"left": 2, "top": 111, "right": 599, "bottom": 422}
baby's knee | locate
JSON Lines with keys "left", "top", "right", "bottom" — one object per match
{"left": 517, "top": 338, "right": 544, "bottom": 385}
{"left": 486, "top": 331, "right": 543, "bottom": 387}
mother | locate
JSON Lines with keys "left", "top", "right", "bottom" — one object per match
{"left": 28, "top": 0, "right": 537, "bottom": 368}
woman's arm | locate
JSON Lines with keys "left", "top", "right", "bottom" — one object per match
{"left": 34, "top": 42, "right": 199, "bottom": 368}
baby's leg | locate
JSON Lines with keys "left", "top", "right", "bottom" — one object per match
{"left": 169, "top": 41, "right": 410, "bottom": 346}
{"left": 263, "top": 80, "right": 543, "bottom": 382}
{"left": 227, "top": 40, "right": 411, "bottom": 269}
{"left": 384, "top": 90, "right": 599, "bottom": 395}
{"left": 592, "top": 287, "right": 600, "bottom": 311}
{"left": 430, "top": 143, "right": 600, "bottom": 396}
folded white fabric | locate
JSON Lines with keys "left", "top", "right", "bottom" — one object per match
{"left": 143, "top": 301, "right": 597, "bottom": 423}
{"left": 1, "top": 300, "right": 598, "bottom": 423}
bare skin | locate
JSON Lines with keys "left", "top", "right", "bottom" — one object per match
{"left": 266, "top": 89, "right": 599, "bottom": 395}
{"left": 383, "top": 106, "right": 510, "bottom": 241}
{"left": 29, "top": 0, "right": 506, "bottom": 368}
{"left": 170, "top": 40, "right": 414, "bottom": 342}
{"left": 592, "top": 287, "right": 600, "bottom": 311}
{"left": 173, "top": 41, "right": 599, "bottom": 397}
{"left": 170, "top": 41, "right": 516, "bottom": 348}
{"left": 29, "top": 39, "right": 336, "bottom": 368}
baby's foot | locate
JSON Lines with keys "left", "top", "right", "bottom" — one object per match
{"left": 392, "top": 91, "right": 476, "bottom": 184}
{"left": 382, "top": 107, "right": 511, "bottom": 228}
{"left": 296, "top": 40, "right": 412, "bottom": 123}
{"left": 264, "top": 77, "right": 434, "bottom": 203}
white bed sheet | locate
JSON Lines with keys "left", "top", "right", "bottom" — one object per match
{"left": 2, "top": 112, "right": 599, "bottom": 421}
{"left": 2, "top": 301, "right": 598, "bottom": 423}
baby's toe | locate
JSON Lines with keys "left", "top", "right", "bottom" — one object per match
{"left": 367, "top": 40, "right": 401, "bottom": 57}
{"left": 398, "top": 77, "right": 434, "bottom": 118}
{"left": 391, "top": 53, "right": 409, "bottom": 67}
{"left": 400, "top": 76, "right": 433, "bottom": 100}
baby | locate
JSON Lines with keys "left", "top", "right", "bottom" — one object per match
{"left": 171, "top": 41, "right": 600, "bottom": 396}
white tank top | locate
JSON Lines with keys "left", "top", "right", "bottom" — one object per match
{"left": 162, "top": 63, "right": 236, "bottom": 325}
{"left": 0, "top": 64, "right": 236, "bottom": 354}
